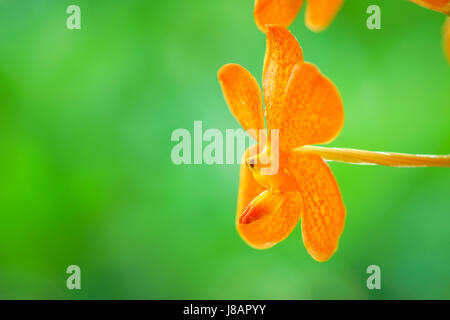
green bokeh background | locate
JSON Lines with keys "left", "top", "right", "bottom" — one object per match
{"left": 0, "top": 0, "right": 449, "bottom": 299}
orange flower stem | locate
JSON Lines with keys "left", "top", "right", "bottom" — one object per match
{"left": 297, "top": 145, "right": 450, "bottom": 167}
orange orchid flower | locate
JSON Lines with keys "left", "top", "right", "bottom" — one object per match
{"left": 254, "top": 0, "right": 344, "bottom": 32}
{"left": 408, "top": 0, "right": 450, "bottom": 62}
{"left": 218, "top": 26, "right": 450, "bottom": 262}
{"left": 219, "top": 26, "right": 345, "bottom": 262}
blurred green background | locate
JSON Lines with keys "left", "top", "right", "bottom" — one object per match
{"left": 0, "top": 0, "right": 449, "bottom": 299}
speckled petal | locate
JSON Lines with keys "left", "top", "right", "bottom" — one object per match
{"left": 280, "top": 62, "right": 344, "bottom": 151}
{"left": 263, "top": 26, "right": 303, "bottom": 136}
{"left": 287, "top": 150, "right": 346, "bottom": 262}
{"left": 218, "top": 64, "right": 265, "bottom": 141}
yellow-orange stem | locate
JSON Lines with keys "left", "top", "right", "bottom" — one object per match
{"left": 296, "top": 146, "right": 450, "bottom": 167}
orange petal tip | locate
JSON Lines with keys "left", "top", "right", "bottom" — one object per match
{"left": 305, "top": 0, "right": 344, "bottom": 32}
{"left": 254, "top": 0, "right": 304, "bottom": 32}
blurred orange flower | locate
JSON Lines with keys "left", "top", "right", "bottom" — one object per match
{"left": 409, "top": 0, "right": 450, "bottom": 62}
{"left": 218, "top": 26, "right": 345, "bottom": 262}
{"left": 409, "top": 0, "right": 450, "bottom": 13}
{"left": 254, "top": 0, "right": 344, "bottom": 32}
